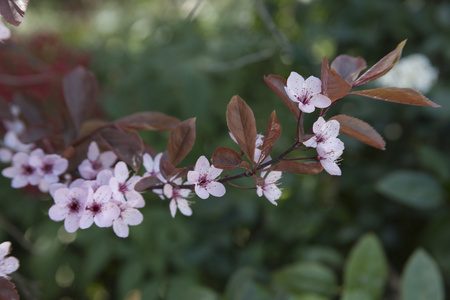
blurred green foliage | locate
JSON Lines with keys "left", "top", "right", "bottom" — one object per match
{"left": 1, "top": 0, "right": 450, "bottom": 299}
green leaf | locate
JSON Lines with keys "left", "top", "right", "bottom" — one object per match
{"left": 342, "top": 233, "right": 387, "bottom": 300}
{"left": 224, "top": 268, "right": 271, "bottom": 300}
{"left": 273, "top": 262, "right": 337, "bottom": 297}
{"left": 376, "top": 170, "right": 444, "bottom": 209}
{"left": 401, "top": 249, "right": 445, "bottom": 300}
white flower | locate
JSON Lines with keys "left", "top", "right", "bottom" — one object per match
{"left": 48, "top": 187, "right": 88, "bottom": 233}
{"left": 163, "top": 182, "right": 192, "bottom": 218}
{"left": 29, "top": 149, "right": 68, "bottom": 184}
{"left": 303, "top": 117, "right": 340, "bottom": 148}
{"left": 0, "top": 241, "right": 19, "bottom": 278}
{"left": 187, "top": 156, "right": 226, "bottom": 199}
{"left": 317, "top": 139, "right": 345, "bottom": 176}
{"left": 109, "top": 161, "right": 144, "bottom": 206}
{"left": 284, "top": 72, "right": 331, "bottom": 113}
{"left": 142, "top": 152, "right": 162, "bottom": 178}
{"left": 78, "top": 141, "right": 116, "bottom": 180}
{"left": 79, "top": 186, "right": 120, "bottom": 229}
{"left": 230, "top": 132, "right": 269, "bottom": 164}
{"left": 376, "top": 54, "right": 438, "bottom": 94}
{"left": 0, "top": 19, "right": 10, "bottom": 42}
{"left": 256, "top": 171, "right": 282, "bottom": 205}
{"left": 112, "top": 200, "right": 144, "bottom": 238}
{"left": 2, "top": 150, "right": 42, "bottom": 188}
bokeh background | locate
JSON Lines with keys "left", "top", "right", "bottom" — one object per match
{"left": 0, "top": 0, "right": 449, "bottom": 299}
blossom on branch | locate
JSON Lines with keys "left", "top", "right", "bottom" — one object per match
{"left": 303, "top": 117, "right": 340, "bottom": 148}
{"left": 0, "top": 241, "right": 19, "bottom": 279}
{"left": 256, "top": 171, "right": 282, "bottom": 205}
{"left": 109, "top": 161, "right": 144, "bottom": 205}
{"left": 284, "top": 72, "right": 331, "bottom": 113}
{"left": 78, "top": 141, "right": 117, "bottom": 180}
{"left": 48, "top": 187, "right": 88, "bottom": 233}
{"left": 2, "top": 150, "right": 41, "bottom": 188}
{"left": 164, "top": 181, "right": 192, "bottom": 218}
{"left": 79, "top": 186, "right": 120, "bottom": 229}
{"left": 187, "top": 156, "right": 226, "bottom": 199}
{"left": 112, "top": 200, "right": 144, "bottom": 238}
{"left": 317, "top": 139, "right": 345, "bottom": 176}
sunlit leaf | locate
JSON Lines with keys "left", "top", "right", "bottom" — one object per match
{"left": 99, "top": 127, "right": 143, "bottom": 172}
{"left": 376, "top": 170, "right": 444, "bottom": 209}
{"left": 349, "top": 87, "right": 440, "bottom": 107}
{"left": 264, "top": 75, "right": 299, "bottom": 118}
{"left": 0, "top": 0, "right": 28, "bottom": 26}
{"left": 330, "top": 55, "right": 367, "bottom": 84}
{"left": 63, "top": 66, "right": 99, "bottom": 132}
{"left": 226, "top": 96, "right": 257, "bottom": 163}
{"left": 321, "top": 58, "right": 352, "bottom": 102}
{"left": 342, "top": 233, "right": 388, "bottom": 300}
{"left": 401, "top": 249, "right": 445, "bottom": 300}
{"left": 212, "top": 147, "right": 243, "bottom": 169}
{"left": 268, "top": 161, "right": 323, "bottom": 175}
{"left": 330, "top": 114, "right": 385, "bottom": 150}
{"left": 260, "top": 111, "right": 282, "bottom": 163}
{"left": 116, "top": 111, "right": 180, "bottom": 131}
{"left": 352, "top": 40, "right": 406, "bottom": 87}
{"left": 167, "top": 118, "right": 196, "bottom": 166}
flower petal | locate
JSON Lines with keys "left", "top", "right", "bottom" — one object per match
{"left": 64, "top": 214, "right": 81, "bottom": 233}
{"left": 286, "top": 71, "right": 304, "bottom": 97}
{"left": 195, "top": 156, "right": 210, "bottom": 174}
{"left": 122, "top": 208, "right": 143, "bottom": 226}
{"left": 177, "top": 199, "right": 192, "bottom": 216}
{"left": 114, "top": 161, "right": 129, "bottom": 183}
{"left": 87, "top": 141, "right": 100, "bottom": 161}
{"left": 113, "top": 219, "right": 129, "bottom": 238}
{"left": 1, "top": 256, "right": 19, "bottom": 275}
{"left": 194, "top": 185, "right": 209, "bottom": 199}
{"left": 311, "top": 94, "right": 331, "bottom": 108}
{"left": 304, "top": 76, "right": 323, "bottom": 94}
{"left": 206, "top": 181, "right": 226, "bottom": 198}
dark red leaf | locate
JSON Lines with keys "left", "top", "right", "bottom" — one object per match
{"left": 321, "top": 57, "right": 352, "bottom": 102}
{"left": 134, "top": 176, "right": 162, "bottom": 192}
{"left": 76, "top": 119, "right": 109, "bottom": 141}
{"left": 264, "top": 75, "right": 299, "bottom": 118}
{"left": 226, "top": 96, "right": 257, "bottom": 163}
{"left": 0, "top": 0, "right": 28, "bottom": 26}
{"left": 63, "top": 66, "right": 99, "bottom": 132}
{"left": 99, "top": 127, "right": 143, "bottom": 172}
{"left": 116, "top": 111, "right": 180, "bottom": 131}
{"left": 349, "top": 87, "right": 440, "bottom": 107}
{"left": 0, "top": 97, "right": 13, "bottom": 120}
{"left": 352, "top": 40, "right": 406, "bottom": 87}
{"left": 13, "top": 94, "right": 45, "bottom": 125}
{"left": 330, "top": 114, "right": 386, "bottom": 150}
{"left": 212, "top": 147, "right": 243, "bottom": 169}
{"left": 260, "top": 111, "right": 282, "bottom": 163}
{"left": 167, "top": 118, "right": 196, "bottom": 166}
{"left": 0, "top": 277, "right": 19, "bottom": 300}
{"left": 268, "top": 161, "right": 323, "bottom": 174}
{"left": 330, "top": 54, "right": 367, "bottom": 84}
{"left": 20, "top": 125, "right": 51, "bottom": 143}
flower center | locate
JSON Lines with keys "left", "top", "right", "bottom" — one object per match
{"left": 68, "top": 199, "right": 80, "bottom": 213}
{"left": 119, "top": 182, "right": 128, "bottom": 194}
{"left": 297, "top": 92, "right": 311, "bottom": 105}
{"left": 22, "top": 164, "right": 35, "bottom": 175}
{"left": 198, "top": 175, "right": 209, "bottom": 188}
{"left": 43, "top": 163, "right": 53, "bottom": 174}
{"left": 92, "top": 160, "right": 102, "bottom": 170}
{"left": 88, "top": 202, "right": 102, "bottom": 215}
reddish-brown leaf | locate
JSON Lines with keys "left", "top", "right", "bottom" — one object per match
{"left": 99, "top": 127, "right": 144, "bottom": 172}
{"left": 0, "top": 0, "right": 28, "bottom": 26}
{"left": 21, "top": 126, "right": 51, "bottom": 143}
{"left": 134, "top": 176, "right": 161, "bottom": 192}
{"left": 63, "top": 66, "right": 99, "bottom": 132}
{"left": 330, "top": 55, "right": 367, "bottom": 84}
{"left": 264, "top": 75, "right": 299, "bottom": 118}
{"left": 0, "top": 277, "right": 19, "bottom": 300}
{"left": 116, "top": 111, "right": 180, "bottom": 131}
{"left": 352, "top": 40, "right": 406, "bottom": 87}
{"left": 260, "top": 111, "right": 282, "bottom": 163}
{"left": 321, "top": 57, "right": 352, "bottom": 102}
{"left": 0, "top": 97, "right": 13, "bottom": 120}
{"left": 330, "top": 114, "right": 386, "bottom": 150}
{"left": 226, "top": 96, "right": 257, "bottom": 163}
{"left": 268, "top": 161, "right": 323, "bottom": 174}
{"left": 349, "top": 87, "right": 440, "bottom": 107}
{"left": 212, "top": 147, "right": 243, "bottom": 169}
{"left": 167, "top": 118, "right": 196, "bottom": 166}
{"left": 13, "top": 94, "right": 45, "bottom": 126}
{"left": 76, "top": 119, "right": 109, "bottom": 141}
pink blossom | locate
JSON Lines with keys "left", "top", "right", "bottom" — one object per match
{"left": 78, "top": 141, "right": 117, "bottom": 180}
{"left": 0, "top": 241, "right": 19, "bottom": 278}
{"left": 48, "top": 187, "right": 88, "bottom": 233}
{"left": 163, "top": 182, "right": 192, "bottom": 218}
{"left": 112, "top": 200, "right": 144, "bottom": 238}
{"left": 317, "top": 138, "right": 345, "bottom": 176}
{"left": 0, "top": 19, "right": 10, "bottom": 42}
{"left": 29, "top": 150, "right": 68, "bottom": 184}
{"left": 284, "top": 72, "right": 331, "bottom": 113}
{"left": 109, "top": 161, "right": 144, "bottom": 206}
{"left": 2, "top": 150, "right": 41, "bottom": 188}
{"left": 187, "top": 156, "right": 226, "bottom": 199}
{"left": 303, "top": 117, "right": 340, "bottom": 148}
{"left": 79, "top": 186, "right": 120, "bottom": 229}
{"left": 256, "top": 171, "right": 282, "bottom": 205}
{"left": 142, "top": 152, "right": 163, "bottom": 178}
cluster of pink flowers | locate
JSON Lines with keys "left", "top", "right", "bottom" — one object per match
{"left": 285, "top": 71, "right": 345, "bottom": 175}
